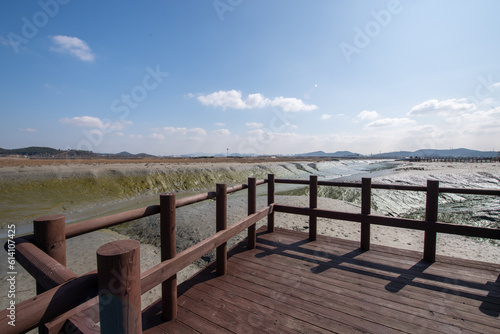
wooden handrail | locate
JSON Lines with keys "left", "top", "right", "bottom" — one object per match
{"left": 0, "top": 271, "right": 98, "bottom": 334}
{"left": 64, "top": 179, "right": 268, "bottom": 239}
{"left": 277, "top": 177, "right": 500, "bottom": 195}
{"left": 140, "top": 204, "right": 274, "bottom": 294}
{"left": 273, "top": 205, "right": 500, "bottom": 239}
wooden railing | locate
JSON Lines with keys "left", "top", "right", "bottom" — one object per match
{"left": 2, "top": 174, "right": 500, "bottom": 333}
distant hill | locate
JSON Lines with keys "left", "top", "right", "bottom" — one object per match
{"left": 0, "top": 146, "right": 95, "bottom": 157}
{"left": 371, "top": 148, "right": 498, "bottom": 159}
{"left": 0, "top": 147, "right": 156, "bottom": 159}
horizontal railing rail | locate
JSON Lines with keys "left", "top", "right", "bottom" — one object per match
{"left": 277, "top": 178, "right": 500, "bottom": 195}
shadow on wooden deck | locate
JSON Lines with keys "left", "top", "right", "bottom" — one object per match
{"left": 142, "top": 227, "right": 500, "bottom": 333}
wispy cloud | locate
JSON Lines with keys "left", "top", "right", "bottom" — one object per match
{"left": 246, "top": 122, "right": 264, "bottom": 128}
{"left": 366, "top": 118, "right": 416, "bottom": 128}
{"left": 357, "top": 110, "right": 380, "bottom": 121}
{"left": 19, "top": 128, "right": 36, "bottom": 133}
{"left": 321, "top": 114, "right": 332, "bottom": 120}
{"left": 409, "top": 98, "right": 476, "bottom": 116}
{"left": 60, "top": 116, "right": 132, "bottom": 130}
{"left": 148, "top": 133, "right": 165, "bottom": 140}
{"left": 50, "top": 35, "right": 95, "bottom": 62}
{"left": 194, "top": 90, "right": 318, "bottom": 112}
{"left": 212, "top": 129, "right": 231, "bottom": 136}
{"left": 162, "top": 127, "right": 207, "bottom": 136}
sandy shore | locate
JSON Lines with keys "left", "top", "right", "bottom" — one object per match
{"left": 1, "top": 160, "right": 499, "bottom": 316}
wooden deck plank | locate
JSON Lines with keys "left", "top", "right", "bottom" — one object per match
{"left": 231, "top": 249, "right": 500, "bottom": 331}
{"left": 254, "top": 231, "right": 500, "bottom": 311}
{"left": 142, "top": 227, "right": 500, "bottom": 333}
{"left": 268, "top": 228, "right": 500, "bottom": 283}
{"left": 230, "top": 251, "right": 498, "bottom": 334}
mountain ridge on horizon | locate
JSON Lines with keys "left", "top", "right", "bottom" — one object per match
{"left": 0, "top": 146, "right": 498, "bottom": 159}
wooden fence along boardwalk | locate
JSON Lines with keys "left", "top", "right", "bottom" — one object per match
{"left": 2, "top": 174, "right": 500, "bottom": 333}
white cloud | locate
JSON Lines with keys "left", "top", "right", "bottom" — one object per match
{"left": 366, "top": 118, "right": 416, "bottom": 128}
{"left": 60, "top": 116, "right": 132, "bottom": 131}
{"left": 409, "top": 98, "right": 476, "bottom": 116}
{"left": 50, "top": 35, "right": 95, "bottom": 62}
{"left": 212, "top": 129, "right": 231, "bottom": 136}
{"left": 321, "top": 114, "right": 332, "bottom": 120}
{"left": 194, "top": 90, "right": 317, "bottom": 112}
{"left": 19, "top": 128, "right": 36, "bottom": 132}
{"left": 357, "top": 110, "right": 380, "bottom": 121}
{"left": 246, "top": 122, "right": 264, "bottom": 128}
{"left": 60, "top": 116, "right": 103, "bottom": 128}
{"left": 148, "top": 133, "right": 165, "bottom": 140}
{"left": 162, "top": 127, "right": 207, "bottom": 136}
{"left": 215, "top": 122, "right": 226, "bottom": 127}
{"left": 128, "top": 134, "right": 143, "bottom": 139}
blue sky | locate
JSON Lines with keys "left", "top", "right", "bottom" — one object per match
{"left": 1, "top": 0, "right": 499, "bottom": 156}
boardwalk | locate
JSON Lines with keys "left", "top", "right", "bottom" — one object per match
{"left": 142, "top": 227, "right": 500, "bottom": 333}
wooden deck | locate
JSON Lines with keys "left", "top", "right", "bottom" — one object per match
{"left": 142, "top": 227, "right": 500, "bottom": 333}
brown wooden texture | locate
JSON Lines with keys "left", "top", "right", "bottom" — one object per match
{"left": 267, "top": 173, "right": 275, "bottom": 232}
{"left": 34, "top": 214, "right": 66, "bottom": 266}
{"left": 247, "top": 177, "right": 257, "bottom": 249}
{"left": 309, "top": 175, "right": 318, "bottom": 241}
{"left": 216, "top": 183, "right": 227, "bottom": 276}
{"left": 424, "top": 180, "right": 439, "bottom": 262}
{"left": 65, "top": 205, "right": 161, "bottom": 238}
{"left": 140, "top": 205, "right": 273, "bottom": 294}
{"left": 0, "top": 271, "right": 98, "bottom": 334}
{"left": 143, "top": 227, "right": 500, "bottom": 333}
{"left": 273, "top": 204, "right": 500, "bottom": 239}
{"left": 361, "top": 177, "right": 372, "bottom": 251}
{"left": 97, "top": 239, "right": 142, "bottom": 334}
{"left": 160, "top": 193, "right": 177, "bottom": 321}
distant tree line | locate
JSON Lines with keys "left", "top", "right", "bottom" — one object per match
{"left": 0, "top": 146, "right": 95, "bottom": 158}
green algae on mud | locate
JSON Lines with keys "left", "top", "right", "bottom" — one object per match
{"left": 0, "top": 165, "right": 278, "bottom": 229}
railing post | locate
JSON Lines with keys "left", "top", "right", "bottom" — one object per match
{"left": 33, "top": 214, "right": 66, "bottom": 334}
{"left": 309, "top": 175, "right": 318, "bottom": 241}
{"left": 424, "top": 180, "right": 439, "bottom": 262}
{"left": 97, "top": 239, "right": 142, "bottom": 334}
{"left": 160, "top": 193, "right": 177, "bottom": 321}
{"left": 248, "top": 177, "right": 257, "bottom": 249}
{"left": 216, "top": 183, "right": 227, "bottom": 275}
{"left": 267, "top": 174, "right": 275, "bottom": 233}
{"left": 361, "top": 178, "right": 372, "bottom": 251}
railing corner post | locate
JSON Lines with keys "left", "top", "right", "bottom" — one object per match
{"left": 33, "top": 214, "right": 66, "bottom": 334}
{"left": 97, "top": 239, "right": 142, "bottom": 334}
{"left": 160, "top": 193, "right": 177, "bottom": 321}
